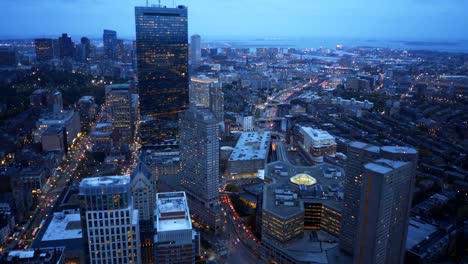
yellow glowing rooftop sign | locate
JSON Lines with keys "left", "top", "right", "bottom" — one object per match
{"left": 290, "top": 173, "right": 317, "bottom": 186}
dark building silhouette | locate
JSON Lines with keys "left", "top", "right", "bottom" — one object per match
{"left": 103, "top": 29, "right": 117, "bottom": 60}
{"left": 135, "top": 5, "right": 189, "bottom": 145}
{"left": 78, "top": 37, "right": 91, "bottom": 62}
{"left": 58, "top": 33, "right": 75, "bottom": 58}
{"left": 0, "top": 48, "right": 16, "bottom": 66}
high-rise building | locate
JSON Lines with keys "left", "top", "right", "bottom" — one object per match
{"left": 190, "top": 34, "right": 201, "bottom": 69}
{"left": 79, "top": 176, "right": 141, "bottom": 264}
{"left": 209, "top": 81, "right": 224, "bottom": 123}
{"left": 34, "top": 38, "right": 54, "bottom": 62}
{"left": 179, "top": 105, "right": 221, "bottom": 232}
{"left": 190, "top": 76, "right": 224, "bottom": 122}
{"left": 58, "top": 33, "right": 75, "bottom": 58}
{"left": 354, "top": 158, "right": 414, "bottom": 264}
{"left": 135, "top": 5, "right": 189, "bottom": 145}
{"left": 116, "top": 39, "right": 124, "bottom": 61}
{"left": 340, "top": 142, "right": 418, "bottom": 261}
{"left": 154, "top": 192, "right": 199, "bottom": 263}
{"left": 340, "top": 142, "right": 381, "bottom": 254}
{"left": 103, "top": 29, "right": 117, "bottom": 60}
{"left": 79, "top": 37, "right": 91, "bottom": 62}
{"left": 105, "top": 84, "right": 135, "bottom": 145}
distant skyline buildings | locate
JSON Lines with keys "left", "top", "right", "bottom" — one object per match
{"left": 190, "top": 34, "right": 201, "bottom": 69}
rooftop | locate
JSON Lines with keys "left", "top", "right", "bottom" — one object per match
{"left": 41, "top": 212, "right": 82, "bottom": 241}
{"left": 264, "top": 161, "right": 344, "bottom": 216}
{"left": 381, "top": 145, "right": 418, "bottom": 155}
{"left": 301, "top": 127, "right": 335, "bottom": 142}
{"left": 229, "top": 131, "right": 271, "bottom": 161}
{"left": 349, "top": 141, "right": 380, "bottom": 153}
{"left": 79, "top": 96, "right": 94, "bottom": 102}
{"left": 3, "top": 248, "right": 65, "bottom": 264}
{"left": 156, "top": 192, "right": 192, "bottom": 232}
{"left": 79, "top": 176, "right": 131, "bottom": 196}
{"left": 365, "top": 158, "right": 410, "bottom": 174}
{"left": 38, "top": 110, "right": 75, "bottom": 124}
{"left": 80, "top": 175, "right": 130, "bottom": 188}
{"left": 264, "top": 230, "right": 352, "bottom": 264}
{"left": 406, "top": 217, "right": 438, "bottom": 250}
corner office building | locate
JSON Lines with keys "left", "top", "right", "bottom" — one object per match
{"left": 79, "top": 176, "right": 141, "bottom": 264}
{"left": 135, "top": 5, "right": 189, "bottom": 145}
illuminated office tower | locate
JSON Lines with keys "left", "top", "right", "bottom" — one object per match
{"left": 179, "top": 105, "right": 221, "bottom": 232}
{"left": 135, "top": 5, "right": 189, "bottom": 145}
{"left": 79, "top": 176, "right": 141, "bottom": 264}
{"left": 105, "top": 84, "right": 135, "bottom": 145}
{"left": 34, "top": 38, "right": 54, "bottom": 62}
{"left": 190, "top": 34, "right": 201, "bottom": 69}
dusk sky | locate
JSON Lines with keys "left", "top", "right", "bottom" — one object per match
{"left": 1, "top": 0, "right": 467, "bottom": 40}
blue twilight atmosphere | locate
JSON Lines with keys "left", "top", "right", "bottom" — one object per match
{"left": 1, "top": 0, "right": 467, "bottom": 41}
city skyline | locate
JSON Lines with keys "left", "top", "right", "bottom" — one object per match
{"left": 0, "top": 0, "right": 467, "bottom": 41}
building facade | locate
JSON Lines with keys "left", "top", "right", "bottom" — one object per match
{"left": 339, "top": 142, "right": 381, "bottom": 254}
{"left": 179, "top": 105, "right": 221, "bottom": 232}
{"left": 354, "top": 159, "right": 413, "bottom": 264}
{"left": 34, "top": 38, "right": 54, "bottom": 62}
{"left": 130, "top": 162, "right": 155, "bottom": 236}
{"left": 103, "top": 29, "right": 117, "bottom": 60}
{"left": 105, "top": 84, "right": 135, "bottom": 145}
{"left": 135, "top": 5, "right": 189, "bottom": 145}
{"left": 340, "top": 142, "right": 418, "bottom": 259}
{"left": 297, "top": 127, "right": 336, "bottom": 163}
{"left": 79, "top": 176, "right": 141, "bottom": 264}
{"left": 154, "top": 192, "right": 199, "bottom": 263}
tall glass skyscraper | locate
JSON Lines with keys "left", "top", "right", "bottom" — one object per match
{"left": 103, "top": 29, "right": 117, "bottom": 60}
{"left": 135, "top": 5, "right": 189, "bottom": 145}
